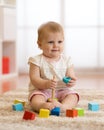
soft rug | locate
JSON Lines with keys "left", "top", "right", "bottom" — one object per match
{"left": 0, "top": 88, "right": 104, "bottom": 130}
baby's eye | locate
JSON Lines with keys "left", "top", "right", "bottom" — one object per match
{"left": 48, "top": 41, "right": 54, "bottom": 44}
{"left": 58, "top": 41, "right": 63, "bottom": 44}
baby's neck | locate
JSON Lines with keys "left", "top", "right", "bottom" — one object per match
{"left": 43, "top": 54, "right": 61, "bottom": 62}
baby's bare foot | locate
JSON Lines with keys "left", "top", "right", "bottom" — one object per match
{"left": 40, "top": 102, "right": 56, "bottom": 110}
{"left": 60, "top": 104, "right": 73, "bottom": 112}
{"left": 51, "top": 100, "right": 62, "bottom": 108}
{"left": 40, "top": 100, "right": 63, "bottom": 111}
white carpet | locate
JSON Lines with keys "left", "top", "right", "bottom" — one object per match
{"left": 0, "top": 88, "right": 104, "bottom": 130}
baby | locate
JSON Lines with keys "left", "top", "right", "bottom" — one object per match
{"left": 28, "top": 21, "right": 79, "bottom": 112}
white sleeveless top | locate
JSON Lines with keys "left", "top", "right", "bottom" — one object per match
{"left": 28, "top": 54, "right": 73, "bottom": 93}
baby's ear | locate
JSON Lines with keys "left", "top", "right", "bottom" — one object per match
{"left": 37, "top": 40, "right": 41, "bottom": 48}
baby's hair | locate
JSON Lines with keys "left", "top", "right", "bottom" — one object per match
{"left": 37, "top": 21, "right": 64, "bottom": 41}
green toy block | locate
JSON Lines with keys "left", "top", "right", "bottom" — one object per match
{"left": 74, "top": 108, "right": 84, "bottom": 116}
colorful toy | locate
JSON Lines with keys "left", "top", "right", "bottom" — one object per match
{"left": 66, "top": 109, "right": 78, "bottom": 117}
{"left": 47, "top": 98, "right": 58, "bottom": 102}
{"left": 88, "top": 102, "right": 99, "bottom": 111}
{"left": 14, "top": 99, "right": 25, "bottom": 106}
{"left": 74, "top": 108, "right": 84, "bottom": 116}
{"left": 39, "top": 109, "right": 50, "bottom": 118}
{"left": 51, "top": 107, "right": 60, "bottom": 116}
{"left": 47, "top": 75, "right": 58, "bottom": 101}
{"left": 52, "top": 75, "right": 56, "bottom": 99}
{"left": 23, "top": 110, "right": 36, "bottom": 120}
{"left": 12, "top": 103, "right": 24, "bottom": 111}
{"left": 63, "top": 77, "right": 71, "bottom": 84}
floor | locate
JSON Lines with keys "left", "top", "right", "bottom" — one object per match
{"left": 0, "top": 73, "right": 104, "bottom": 94}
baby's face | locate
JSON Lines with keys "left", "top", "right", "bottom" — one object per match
{"left": 39, "top": 32, "right": 64, "bottom": 59}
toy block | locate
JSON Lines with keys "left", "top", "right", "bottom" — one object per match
{"left": 51, "top": 107, "right": 60, "bottom": 116}
{"left": 23, "top": 110, "right": 36, "bottom": 120}
{"left": 66, "top": 109, "right": 78, "bottom": 117}
{"left": 74, "top": 108, "right": 84, "bottom": 116}
{"left": 63, "top": 77, "right": 71, "bottom": 84}
{"left": 14, "top": 99, "right": 25, "bottom": 106}
{"left": 39, "top": 109, "right": 50, "bottom": 118}
{"left": 2, "top": 57, "right": 10, "bottom": 74}
{"left": 88, "top": 102, "right": 99, "bottom": 111}
{"left": 12, "top": 103, "right": 24, "bottom": 111}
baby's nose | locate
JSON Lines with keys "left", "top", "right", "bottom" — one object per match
{"left": 53, "top": 43, "right": 58, "bottom": 47}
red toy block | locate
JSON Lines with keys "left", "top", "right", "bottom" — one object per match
{"left": 66, "top": 109, "right": 78, "bottom": 117}
{"left": 23, "top": 110, "right": 36, "bottom": 120}
{"left": 2, "top": 57, "right": 10, "bottom": 74}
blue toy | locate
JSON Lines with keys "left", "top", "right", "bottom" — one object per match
{"left": 12, "top": 103, "right": 24, "bottom": 111}
{"left": 63, "top": 77, "right": 71, "bottom": 84}
{"left": 88, "top": 102, "right": 99, "bottom": 111}
{"left": 51, "top": 107, "right": 60, "bottom": 116}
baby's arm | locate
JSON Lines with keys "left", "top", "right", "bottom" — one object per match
{"left": 65, "top": 65, "right": 77, "bottom": 87}
{"left": 29, "top": 63, "right": 57, "bottom": 89}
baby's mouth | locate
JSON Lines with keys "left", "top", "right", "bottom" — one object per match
{"left": 51, "top": 49, "right": 59, "bottom": 52}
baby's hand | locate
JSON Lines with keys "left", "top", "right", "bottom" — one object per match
{"left": 50, "top": 78, "right": 57, "bottom": 89}
{"left": 46, "top": 77, "right": 57, "bottom": 89}
{"left": 65, "top": 77, "right": 77, "bottom": 88}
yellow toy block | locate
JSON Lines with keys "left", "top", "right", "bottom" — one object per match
{"left": 14, "top": 99, "right": 25, "bottom": 106}
{"left": 39, "top": 109, "right": 50, "bottom": 118}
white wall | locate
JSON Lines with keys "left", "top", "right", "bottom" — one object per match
{"left": 64, "top": 0, "right": 104, "bottom": 69}
{"left": 17, "top": 0, "right": 104, "bottom": 73}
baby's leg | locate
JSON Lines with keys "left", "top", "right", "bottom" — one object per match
{"left": 30, "top": 95, "right": 61, "bottom": 112}
{"left": 48, "top": 99, "right": 62, "bottom": 108}
{"left": 61, "top": 94, "right": 78, "bottom": 112}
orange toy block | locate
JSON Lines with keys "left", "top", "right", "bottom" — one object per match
{"left": 23, "top": 110, "right": 36, "bottom": 120}
{"left": 66, "top": 109, "right": 78, "bottom": 117}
